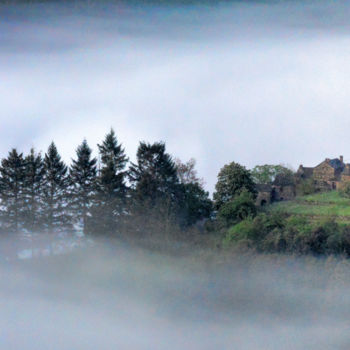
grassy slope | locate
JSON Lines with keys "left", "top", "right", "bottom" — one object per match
{"left": 268, "top": 191, "right": 350, "bottom": 224}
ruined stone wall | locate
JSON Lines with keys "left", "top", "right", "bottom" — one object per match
{"left": 277, "top": 185, "right": 295, "bottom": 201}
{"left": 256, "top": 191, "right": 271, "bottom": 206}
{"left": 341, "top": 174, "right": 350, "bottom": 183}
{"left": 337, "top": 175, "right": 350, "bottom": 190}
{"left": 313, "top": 163, "right": 336, "bottom": 182}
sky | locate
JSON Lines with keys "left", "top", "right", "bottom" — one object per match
{"left": 1, "top": 0, "right": 350, "bottom": 193}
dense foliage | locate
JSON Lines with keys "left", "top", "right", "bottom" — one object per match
{"left": 213, "top": 162, "right": 257, "bottom": 210}
{"left": 224, "top": 213, "right": 350, "bottom": 257}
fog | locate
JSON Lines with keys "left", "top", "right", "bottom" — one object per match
{"left": 1, "top": 241, "right": 350, "bottom": 349}
{"left": 1, "top": 1, "right": 350, "bottom": 192}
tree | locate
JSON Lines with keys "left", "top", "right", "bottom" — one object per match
{"left": 178, "top": 182, "right": 212, "bottom": 227}
{"left": 23, "top": 148, "right": 45, "bottom": 232}
{"left": 42, "top": 142, "right": 70, "bottom": 233}
{"left": 69, "top": 140, "right": 97, "bottom": 235}
{"left": 175, "top": 158, "right": 212, "bottom": 226}
{"left": 217, "top": 190, "right": 257, "bottom": 226}
{"left": 251, "top": 164, "right": 294, "bottom": 185}
{"left": 129, "top": 141, "right": 179, "bottom": 203}
{"left": 127, "top": 142, "right": 181, "bottom": 237}
{"left": 0, "top": 149, "right": 26, "bottom": 232}
{"left": 175, "top": 158, "right": 204, "bottom": 187}
{"left": 93, "top": 129, "right": 128, "bottom": 235}
{"left": 97, "top": 129, "right": 128, "bottom": 197}
{"left": 214, "top": 161, "right": 257, "bottom": 210}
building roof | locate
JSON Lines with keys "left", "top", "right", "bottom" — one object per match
{"left": 328, "top": 158, "right": 345, "bottom": 171}
{"left": 301, "top": 167, "right": 314, "bottom": 178}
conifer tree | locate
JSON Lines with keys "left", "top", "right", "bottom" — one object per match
{"left": 23, "top": 148, "right": 45, "bottom": 232}
{"left": 129, "top": 141, "right": 179, "bottom": 203}
{"left": 42, "top": 142, "right": 70, "bottom": 233}
{"left": 69, "top": 139, "right": 97, "bottom": 235}
{"left": 93, "top": 129, "right": 128, "bottom": 235}
{"left": 0, "top": 149, "right": 26, "bottom": 232}
{"left": 128, "top": 142, "right": 181, "bottom": 237}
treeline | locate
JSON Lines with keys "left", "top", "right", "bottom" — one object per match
{"left": 0, "top": 129, "right": 212, "bottom": 238}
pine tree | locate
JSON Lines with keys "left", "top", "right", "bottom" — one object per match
{"left": 0, "top": 149, "right": 26, "bottom": 232}
{"left": 69, "top": 140, "right": 97, "bottom": 235}
{"left": 42, "top": 142, "right": 70, "bottom": 233}
{"left": 23, "top": 148, "right": 45, "bottom": 232}
{"left": 93, "top": 129, "right": 128, "bottom": 235}
{"left": 127, "top": 142, "right": 181, "bottom": 238}
{"left": 129, "top": 141, "right": 179, "bottom": 203}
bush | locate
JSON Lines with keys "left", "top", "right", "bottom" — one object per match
{"left": 341, "top": 227, "right": 350, "bottom": 256}
{"left": 297, "top": 179, "right": 317, "bottom": 196}
{"left": 224, "top": 212, "right": 287, "bottom": 247}
{"left": 223, "top": 218, "right": 258, "bottom": 245}
{"left": 222, "top": 209, "right": 350, "bottom": 256}
{"left": 285, "top": 215, "right": 312, "bottom": 234}
{"left": 217, "top": 190, "right": 257, "bottom": 226}
{"left": 339, "top": 183, "right": 350, "bottom": 198}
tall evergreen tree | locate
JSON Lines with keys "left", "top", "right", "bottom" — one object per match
{"left": 127, "top": 142, "right": 181, "bottom": 238}
{"left": 69, "top": 139, "right": 97, "bottom": 235}
{"left": 129, "top": 141, "right": 179, "bottom": 203}
{"left": 42, "top": 142, "right": 70, "bottom": 233}
{"left": 98, "top": 129, "right": 128, "bottom": 196}
{"left": 23, "top": 148, "right": 45, "bottom": 232}
{"left": 0, "top": 149, "right": 26, "bottom": 232}
{"left": 93, "top": 129, "right": 128, "bottom": 235}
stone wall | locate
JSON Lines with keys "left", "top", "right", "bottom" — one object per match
{"left": 256, "top": 191, "right": 272, "bottom": 206}
{"left": 275, "top": 185, "right": 295, "bottom": 201}
{"left": 313, "top": 162, "right": 336, "bottom": 182}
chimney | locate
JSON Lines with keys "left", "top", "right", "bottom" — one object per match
{"left": 340, "top": 155, "right": 344, "bottom": 163}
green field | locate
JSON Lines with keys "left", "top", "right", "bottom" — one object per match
{"left": 269, "top": 191, "right": 350, "bottom": 223}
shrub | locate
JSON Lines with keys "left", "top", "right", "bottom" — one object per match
{"left": 297, "top": 178, "right": 317, "bottom": 196}
{"left": 223, "top": 218, "right": 257, "bottom": 245}
{"left": 217, "top": 190, "right": 257, "bottom": 226}
{"left": 326, "top": 232, "right": 343, "bottom": 254}
{"left": 339, "top": 182, "right": 350, "bottom": 198}
{"left": 260, "top": 228, "right": 285, "bottom": 252}
{"left": 306, "top": 226, "right": 329, "bottom": 255}
{"left": 341, "top": 227, "right": 350, "bottom": 256}
{"left": 285, "top": 215, "right": 312, "bottom": 234}
{"left": 223, "top": 212, "right": 286, "bottom": 247}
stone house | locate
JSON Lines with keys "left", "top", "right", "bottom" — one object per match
{"left": 256, "top": 155, "right": 350, "bottom": 206}
{"left": 297, "top": 155, "right": 350, "bottom": 191}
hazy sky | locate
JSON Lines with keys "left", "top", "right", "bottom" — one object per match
{"left": 1, "top": 1, "right": 350, "bottom": 192}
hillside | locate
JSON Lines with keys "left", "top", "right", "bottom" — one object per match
{"left": 268, "top": 191, "right": 350, "bottom": 224}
